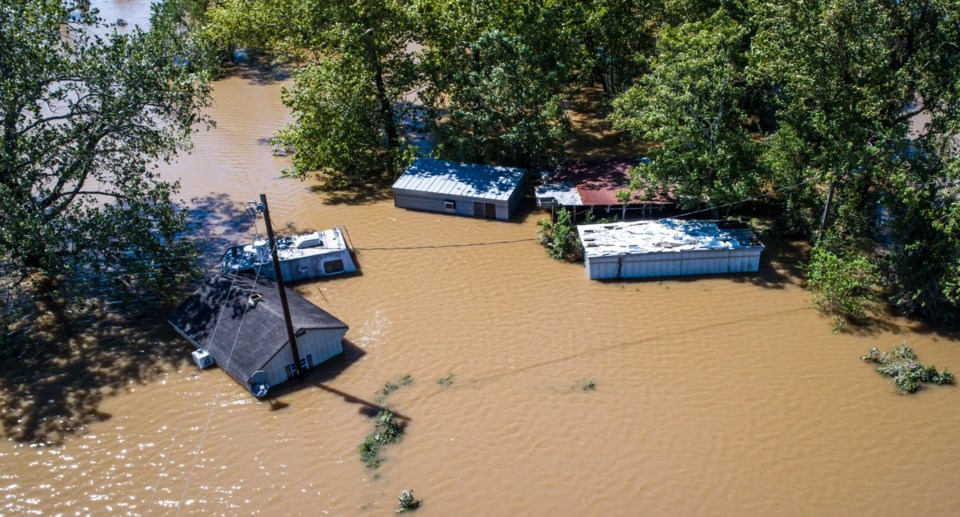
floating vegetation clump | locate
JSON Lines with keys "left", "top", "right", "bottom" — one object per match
{"left": 376, "top": 375, "right": 413, "bottom": 403}
{"left": 576, "top": 378, "right": 597, "bottom": 391}
{"left": 436, "top": 373, "right": 455, "bottom": 387}
{"left": 861, "top": 343, "right": 955, "bottom": 393}
{"left": 359, "top": 409, "right": 405, "bottom": 468}
{"left": 395, "top": 489, "right": 422, "bottom": 513}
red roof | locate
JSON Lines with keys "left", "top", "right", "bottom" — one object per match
{"left": 551, "top": 159, "right": 676, "bottom": 206}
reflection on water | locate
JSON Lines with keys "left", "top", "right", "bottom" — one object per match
{"left": 4, "top": 5, "right": 960, "bottom": 515}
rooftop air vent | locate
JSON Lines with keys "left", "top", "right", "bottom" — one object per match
{"left": 248, "top": 293, "right": 263, "bottom": 307}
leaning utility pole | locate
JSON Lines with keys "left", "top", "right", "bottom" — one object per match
{"left": 260, "top": 193, "right": 303, "bottom": 379}
{"left": 818, "top": 181, "right": 836, "bottom": 238}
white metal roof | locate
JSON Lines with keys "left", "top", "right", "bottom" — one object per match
{"left": 393, "top": 158, "right": 526, "bottom": 201}
{"left": 578, "top": 219, "right": 764, "bottom": 258}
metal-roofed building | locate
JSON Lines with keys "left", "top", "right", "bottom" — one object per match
{"left": 168, "top": 274, "right": 348, "bottom": 396}
{"left": 393, "top": 158, "right": 526, "bottom": 220}
{"left": 578, "top": 219, "right": 764, "bottom": 280}
{"left": 536, "top": 159, "right": 676, "bottom": 219}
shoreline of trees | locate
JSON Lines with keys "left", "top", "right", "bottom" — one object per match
{"left": 2, "top": 0, "right": 958, "bottom": 348}
{"left": 199, "top": 0, "right": 959, "bottom": 328}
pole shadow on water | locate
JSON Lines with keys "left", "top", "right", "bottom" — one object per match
{"left": 255, "top": 340, "right": 395, "bottom": 418}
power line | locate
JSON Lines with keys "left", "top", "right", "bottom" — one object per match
{"left": 354, "top": 237, "right": 538, "bottom": 252}
{"left": 145, "top": 267, "right": 243, "bottom": 514}
{"left": 672, "top": 177, "right": 817, "bottom": 219}
{"left": 175, "top": 265, "right": 264, "bottom": 515}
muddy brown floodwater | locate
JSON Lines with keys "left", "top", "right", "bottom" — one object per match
{"left": 4, "top": 3, "right": 960, "bottom": 515}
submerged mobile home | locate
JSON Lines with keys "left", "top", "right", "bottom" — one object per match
{"left": 221, "top": 227, "right": 357, "bottom": 283}
{"left": 578, "top": 219, "right": 764, "bottom": 280}
{"left": 393, "top": 158, "right": 526, "bottom": 221}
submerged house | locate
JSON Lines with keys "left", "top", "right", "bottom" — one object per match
{"left": 578, "top": 219, "right": 764, "bottom": 280}
{"left": 393, "top": 158, "right": 526, "bottom": 221}
{"left": 168, "top": 274, "right": 348, "bottom": 397}
{"left": 536, "top": 158, "right": 676, "bottom": 220}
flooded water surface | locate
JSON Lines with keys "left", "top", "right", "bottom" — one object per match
{"left": 3, "top": 3, "right": 960, "bottom": 515}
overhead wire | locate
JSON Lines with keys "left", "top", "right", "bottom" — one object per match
{"left": 668, "top": 177, "right": 817, "bottom": 219}
{"left": 174, "top": 264, "right": 264, "bottom": 515}
{"left": 147, "top": 178, "right": 819, "bottom": 507}
{"left": 144, "top": 266, "right": 242, "bottom": 513}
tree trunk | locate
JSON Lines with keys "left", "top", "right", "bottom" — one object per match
{"left": 365, "top": 39, "right": 396, "bottom": 153}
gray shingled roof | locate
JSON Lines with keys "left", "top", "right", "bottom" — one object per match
{"left": 168, "top": 273, "right": 347, "bottom": 384}
{"left": 392, "top": 158, "right": 526, "bottom": 201}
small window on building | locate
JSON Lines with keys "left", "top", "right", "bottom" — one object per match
{"left": 324, "top": 259, "right": 345, "bottom": 274}
{"left": 444, "top": 200, "right": 456, "bottom": 210}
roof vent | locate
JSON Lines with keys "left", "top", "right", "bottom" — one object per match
{"left": 248, "top": 293, "right": 263, "bottom": 307}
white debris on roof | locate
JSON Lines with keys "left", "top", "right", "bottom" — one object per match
{"left": 578, "top": 219, "right": 763, "bottom": 258}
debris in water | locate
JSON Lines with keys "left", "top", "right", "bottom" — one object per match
{"left": 861, "top": 343, "right": 955, "bottom": 393}
{"left": 396, "top": 489, "right": 421, "bottom": 513}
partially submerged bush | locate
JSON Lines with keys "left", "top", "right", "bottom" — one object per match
{"left": 861, "top": 343, "right": 954, "bottom": 393}
{"left": 359, "top": 409, "right": 406, "bottom": 468}
{"left": 436, "top": 373, "right": 455, "bottom": 386}
{"left": 577, "top": 378, "right": 596, "bottom": 391}
{"left": 805, "top": 240, "right": 883, "bottom": 331}
{"left": 537, "top": 208, "right": 583, "bottom": 261}
{"left": 376, "top": 375, "right": 413, "bottom": 403}
{"left": 396, "top": 489, "right": 422, "bottom": 513}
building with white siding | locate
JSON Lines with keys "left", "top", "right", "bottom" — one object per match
{"left": 168, "top": 274, "right": 347, "bottom": 397}
{"left": 393, "top": 158, "right": 526, "bottom": 221}
{"left": 578, "top": 219, "right": 764, "bottom": 280}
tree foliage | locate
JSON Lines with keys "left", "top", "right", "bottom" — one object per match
{"left": 416, "top": 0, "right": 572, "bottom": 168}
{"left": 750, "top": 0, "right": 960, "bottom": 321}
{"left": 206, "top": 0, "right": 417, "bottom": 186}
{"left": 198, "top": 0, "right": 960, "bottom": 327}
{"left": 0, "top": 0, "right": 211, "bottom": 299}
{"left": 537, "top": 208, "right": 583, "bottom": 261}
{"left": 611, "top": 11, "right": 760, "bottom": 207}
{"left": 563, "top": 0, "right": 659, "bottom": 94}
{"left": 804, "top": 235, "right": 884, "bottom": 331}
{"left": 420, "top": 28, "right": 569, "bottom": 168}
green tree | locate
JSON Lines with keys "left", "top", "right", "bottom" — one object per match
{"left": 751, "top": 0, "right": 960, "bottom": 320}
{"left": 206, "top": 0, "right": 416, "bottom": 185}
{"left": 416, "top": 0, "right": 571, "bottom": 167}
{"left": 805, "top": 234, "right": 884, "bottom": 331}
{"left": 563, "top": 0, "right": 659, "bottom": 94}
{"left": 611, "top": 11, "right": 760, "bottom": 207}
{"left": 537, "top": 208, "right": 583, "bottom": 261}
{"left": 0, "top": 0, "right": 211, "bottom": 297}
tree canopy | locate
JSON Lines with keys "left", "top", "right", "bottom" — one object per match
{"left": 183, "top": 0, "right": 960, "bottom": 327}
{"left": 0, "top": 0, "right": 211, "bottom": 299}
{"left": 611, "top": 11, "right": 760, "bottom": 207}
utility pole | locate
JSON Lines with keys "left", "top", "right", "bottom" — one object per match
{"left": 260, "top": 193, "right": 303, "bottom": 379}
{"left": 819, "top": 181, "right": 836, "bottom": 239}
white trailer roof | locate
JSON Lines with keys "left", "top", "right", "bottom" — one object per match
{"left": 393, "top": 158, "right": 526, "bottom": 201}
{"left": 578, "top": 219, "right": 763, "bottom": 258}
